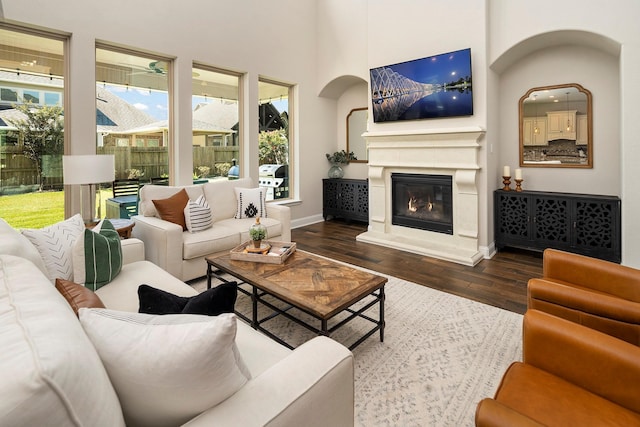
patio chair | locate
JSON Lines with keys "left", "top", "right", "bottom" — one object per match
{"left": 107, "top": 179, "right": 140, "bottom": 218}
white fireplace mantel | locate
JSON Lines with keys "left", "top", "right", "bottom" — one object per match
{"left": 357, "top": 127, "right": 485, "bottom": 266}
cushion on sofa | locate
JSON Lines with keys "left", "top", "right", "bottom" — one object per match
{"left": 184, "top": 194, "right": 213, "bottom": 232}
{"left": 72, "top": 219, "right": 123, "bottom": 290}
{"left": 56, "top": 278, "right": 106, "bottom": 316}
{"left": 78, "top": 309, "right": 251, "bottom": 427}
{"left": 0, "top": 255, "right": 125, "bottom": 426}
{"left": 234, "top": 187, "right": 267, "bottom": 219}
{"left": 139, "top": 184, "right": 204, "bottom": 218}
{"left": 138, "top": 282, "right": 237, "bottom": 315}
{"left": 20, "top": 214, "right": 85, "bottom": 282}
{"left": 153, "top": 188, "right": 190, "bottom": 230}
{"left": 182, "top": 224, "right": 241, "bottom": 260}
{"left": 95, "top": 260, "right": 199, "bottom": 312}
{"left": 202, "top": 177, "right": 253, "bottom": 220}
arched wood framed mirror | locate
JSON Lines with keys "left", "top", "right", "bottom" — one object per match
{"left": 346, "top": 107, "right": 368, "bottom": 163}
{"left": 519, "top": 83, "right": 592, "bottom": 168}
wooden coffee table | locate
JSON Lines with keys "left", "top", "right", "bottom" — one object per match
{"left": 206, "top": 250, "right": 387, "bottom": 350}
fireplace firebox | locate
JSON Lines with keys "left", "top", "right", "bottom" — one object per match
{"left": 392, "top": 173, "right": 453, "bottom": 235}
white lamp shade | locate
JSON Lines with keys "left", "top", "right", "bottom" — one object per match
{"left": 63, "top": 155, "right": 115, "bottom": 185}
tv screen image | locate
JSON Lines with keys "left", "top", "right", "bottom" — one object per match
{"left": 370, "top": 48, "right": 473, "bottom": 123}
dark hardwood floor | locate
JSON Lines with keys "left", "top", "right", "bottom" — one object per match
{"left": 291, "top": 220, "right": 543, "bottom": 315}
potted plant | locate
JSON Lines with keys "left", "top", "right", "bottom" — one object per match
{"left": 249, "top": 217, "right": 267, "bottom": 248}
{"left": 325, "top": 150, "right": 357, "bottom": 179}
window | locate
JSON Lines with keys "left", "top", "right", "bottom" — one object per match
{"left": 258, "top": 78, "right": 292, "bottom": 201}
{"left": 44, "top": 92, "right": 61, "bottom": 106}
{"left": 191, "top": 65, "right": 241, "bottom": 182}
{"left": 1, "top": 87, "right": 18, "bottom": 102}
{"left": 0, "top": 25, "right": 66, "bottom": 229}
{"left": 23, "top": 89, "right": 40, "bottom": 104}
{"left": 96, "top": 45, "right": 170, "bottom": 183}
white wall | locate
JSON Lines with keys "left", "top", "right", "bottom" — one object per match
{"left": 6, "top": 0, "right": 639, "bottom": 264}
{"left": 366, "top": 0, "right": 488, "bottom": 134}
{"left": 489, "top": 0, "right": 640, "bottom": 266}
{"left": 2, "top": 0, "right": 337, "bottom": 222}
{"left": 319, "top": 0, "right": 639, "bottom": 265}
{"left": 498, "top": 45, "right": 620, "bottom": 195}
{"left": 366, "top": 0, "right": 492, "bottom": 249}
{"left": 316, "top": 0, "right": 368, "bottom": 92}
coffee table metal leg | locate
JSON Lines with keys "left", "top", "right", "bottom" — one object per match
{"left": 206, "top": 264, "right": 212, "bottom": 290}
{"left": 321, "top": 319, "right": 328, "bottom": 336}
{"left": 380, "top": 285, "right": 385, "bottom": 342}
{"left": 251, "top": 285, "right": 258, "bottom": 329}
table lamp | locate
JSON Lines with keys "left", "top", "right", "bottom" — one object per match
{"left": 62, "top": 155, "right": 115, "bottom": 224}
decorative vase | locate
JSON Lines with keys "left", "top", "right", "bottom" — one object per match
{"left": 249, "top": 217, "right": 267, "bottom": 248}
{"left": 328, "top": 163, "right": 345, "bottom": 179}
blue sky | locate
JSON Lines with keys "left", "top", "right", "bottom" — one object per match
{"left": 105, "top": 85, "right": 169, "bottom": 121}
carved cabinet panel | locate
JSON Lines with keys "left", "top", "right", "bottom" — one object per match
{"left": 323, "top": 179, "right": 368, "bottom": 223}
{"left": 494, "top": 190, "right": 620, "bottom": 263}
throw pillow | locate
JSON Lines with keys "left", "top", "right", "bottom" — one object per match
{"left": 55, "top": 278, "right": 106, "bottom": 316}
{"left": 234, "top": 187, "right": 267, "bottom": 219}
{"left": 21, "top": 214, "right": 85, "bottom": 282}
{"left": 78, "top": 309, "right": 251, "bottom": 427}
{"left": 72, "top": 219, "right": 123, "bottom": 291}
{"left": 184, "top": 194, "right": 213, "bottom": 233}
{"left": 152, "top": 188, "right": 190, "bottom": 230}
{"left": 138, "top": 282, "right": 237, "bottom": 316}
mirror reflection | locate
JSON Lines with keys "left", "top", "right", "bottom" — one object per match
{"left": 346, "top": 108, "right": 368, "bottom": 163}
{"left": 519, "top": 83, "right": 592, "bottom": 168}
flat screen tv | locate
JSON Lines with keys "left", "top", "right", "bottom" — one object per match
{"left": 370, "top": 48, "right": 473, "bottom": 123}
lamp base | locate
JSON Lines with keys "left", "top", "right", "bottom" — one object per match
{"left": 80, "top": 183, "right": 103, "bottom": 225}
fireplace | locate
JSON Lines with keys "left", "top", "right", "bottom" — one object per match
{"left": 356, "top": 127, "right": 485, "bottom": 266}
{"left": 392, "top": 173, "right": 453, "bottom": 234}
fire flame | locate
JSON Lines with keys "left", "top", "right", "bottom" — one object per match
{"left": 408, "top": 197, "right": 418, "bottom": 212}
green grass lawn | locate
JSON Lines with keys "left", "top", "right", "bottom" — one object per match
{"left": 0, "top": 190, "right": 112, "bottom": 229}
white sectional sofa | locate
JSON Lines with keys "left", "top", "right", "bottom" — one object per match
{"left": 133, "top": 177, "right": 291, "bottom": 281}
{"left": 0, "top": 218, "right": 354, "bottom": 426}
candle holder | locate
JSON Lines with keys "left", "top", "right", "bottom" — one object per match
{"left": 515, "top": 178, "right": 523, "bottom": 192}
{"left": 502, "top": 176, "right": 511, "bottom": 191}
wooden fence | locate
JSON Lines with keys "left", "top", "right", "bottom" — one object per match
{"left": 0, "top": 145, "right": 240, "bottom": 194}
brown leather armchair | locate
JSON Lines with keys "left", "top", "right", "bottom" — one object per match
{"left": 475, "top": 310, "right": 640, "bottom": 426}
{"left": 528, "top": 248, "right": 640, "bottom": 345}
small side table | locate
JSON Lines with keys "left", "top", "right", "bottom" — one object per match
{"left": 86, "top": 218, "right": 135, "bottom": 239}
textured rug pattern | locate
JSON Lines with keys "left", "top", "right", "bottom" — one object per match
{"left": 193, "top": 265, "right": 522, "bottom": 427}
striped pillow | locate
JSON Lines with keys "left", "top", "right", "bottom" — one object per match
{"left": 72, "top": 219, "right": 123, "bottom": 291}
{"left": 184, "top": 195, "right": 213, "bottom": 233}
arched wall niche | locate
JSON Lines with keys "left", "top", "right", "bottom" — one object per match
{"left": 492, "top": 29, "right": 621, "bottom": 197}
{"left": 318, "top": 74, "right": 367, "bottom": 99}
{"left": 491, "top": 30, "right": 621, "bottom": 74}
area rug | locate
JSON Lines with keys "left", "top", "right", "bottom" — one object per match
{"left": 192, "top": 261, "right": 523, "bottom": 427}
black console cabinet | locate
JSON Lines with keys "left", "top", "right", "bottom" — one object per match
{"left": 494, "top": 189, "right": 621, "bottom": 263}
{"left": 323, "top": 178, "right": 368, "bottom": 223}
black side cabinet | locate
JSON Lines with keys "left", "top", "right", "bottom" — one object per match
{"left": 323, "top": 178, "right": 368, "bottom": 223}
{"left": 494, "top": 189, "right": 621, "bottom": 263}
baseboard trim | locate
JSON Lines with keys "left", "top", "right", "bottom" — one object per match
{"left": 291, "top": 214, "right": 324, "bottom": 229}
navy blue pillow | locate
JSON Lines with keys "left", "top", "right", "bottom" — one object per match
{"left": 138, "top": 282, "right": 237, "bottom": 316}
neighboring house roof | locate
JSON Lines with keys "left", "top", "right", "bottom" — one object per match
{"left": 0, "top": 83, "right": 158, "bottom": 134}
{"left": 0, "top": 108, "right": 25, "bottom": 129}
{"left": 193, "top": 101, "right": 239, "bottom": 130}
{"left": 96, "top": 86, "right": 157, "bottom": 133}
{"left": 121, "top": 118, "right": 233, "bottom": 136}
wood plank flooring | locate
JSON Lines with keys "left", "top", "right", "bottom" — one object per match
{"left": 291, "top": 220, "right": 543, "bottom": 315}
